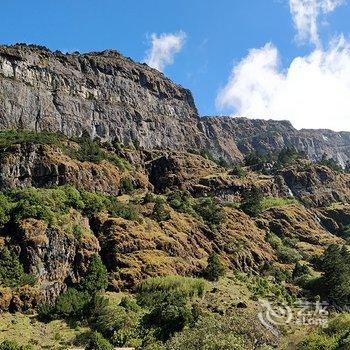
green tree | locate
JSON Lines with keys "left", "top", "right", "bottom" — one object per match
{"left": 240, "top": 188, "right": 263, "bottom": 217}
{"left": 0, "top": 248, "right": 25, "bottom": 287}
{"left": 80, "top": 255, "right": 108, "bottom": 295}
{"left": 202, "top": 253, "right": 225, "bottom": 282}
{"left": 310, "top": 244, "right": 350, "bottom": 306}
{"left": 0, "top": 193, "right": 11, "bottom": 227}
{"left": 292, "top": 261, "right": 310, "bottom": 280}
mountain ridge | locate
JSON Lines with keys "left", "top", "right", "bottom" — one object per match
{"left": 1, "top": 43, "right": 350, "bottom": 165}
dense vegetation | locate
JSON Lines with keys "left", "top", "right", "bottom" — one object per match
{"left": 1, "top": 130, "right": 350, "bottom": 349}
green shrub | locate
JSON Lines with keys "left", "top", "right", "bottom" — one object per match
{"left": 276, "top": 147, "right": 306, "bottom": 168}
{"left": 309, "top": 244, "right": 350, "bottom": 306}
{"left": 0, "top": 247, "right": 26, "bottom": 288}
{"left": 85, "top": 331, "right": 114, "bottom": 350}
{"left": 7, "top": 187, "right": 72, "bottom": 225}
{"left": 109, "top": 200, "right": 142, "bottom": 223}
{"left": 79, "top": 255, "right": 108, "bottom": 295}
{"left": 73, "top": 137, "right": 105, "bottom": 164}
{"left": 54, "top": 288, "right": 90, "bottom": 319}
{"left": 265, "top": 233, "right": 302, "bottom": 264}
{"left": 202, "top": 253, "right": 225, "bottom": 282}
{"left": 193, "top": 197, "right": 226, "bottom": 230}
{"left": 240, "top": 188, "right": 263, "bottom": 217}
{"left": 138, "top": 276, "right": 206, "bottom": 340}
{"left": 0, "top": 129, "right": 66, "bottom": 148}
{"left": 0, "top": 193, "right": 12, "bottom": 227}
{"left": 318, "top": 153, "right": 343, "bottom": 172}
{"left": 229, "top": 165, "right": 247, "bottom": 178}
{"left": 152, "top": 198, "right": 171, "bottom": 222}
{"left": 292, "top": 261, "right": 311, "bottom": 280}
{"left": 200, "top": 149, "right": 215, "bottom": 162}
{"left": 165, "top": 315, "right": 246, "bottom": 350}
{"left": 63, "top": 185, "right": 85, "bottom": 210}
{"left": 260, "top": 197, "right": 297, "bottom": 211}
{"left": 0, "top": 340, "right": 35, "bottom": 350}
{"left": 297, "top": 313, "right": 350, "bottom": 349}
{"left": 143, "top": 192, "right": 156, "bottom": 204}
{"left": 119, "top": 177, "right": 134, "bottom": 194}
{"left": 79, "top": 190, "right": 110, "bottom": 217}
{"left": 89, "top": 295, "right": 142, "bottom": 347}
{"left": 167, "top": 192, "right": 196, "bottom": 217}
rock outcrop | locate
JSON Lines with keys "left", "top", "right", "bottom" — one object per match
{"left": 1, "top": 44, "right": 350, "bottom": 164}
{"left": 0, "top": 44, "right": 207, "bottom": 152}
{"left": 202, "top": 117, "right": 350, "bottom": 166}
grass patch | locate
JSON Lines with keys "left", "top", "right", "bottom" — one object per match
{"left": 261, "top": 197, "right": 298, "bottom": 211}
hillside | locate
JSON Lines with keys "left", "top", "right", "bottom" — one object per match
{"left": 1, "top": 44, "right": 350, "bottom": 350}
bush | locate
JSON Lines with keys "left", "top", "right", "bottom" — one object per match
{"left": 165, "top": 315, "right": 246, "bottom": 350}
{"left": 109, "top": 200, "right": 142, "bottom": 223}
{"left": 79, "top": 254, "right": 108, "bottom": 295}
{"left": 0, "top": 340, "right": 35, "bottom": 350}
{"left": 152, "top": 198, "right": 171, "bottom": 222}
{"left": 202, "top": 253, "right": 225, "bottom": 281}
{"left": 89, "top": 294, "right": 142, "bottom": 346}
{"left": 292, "top": 261, "right": 311, "bottom": 280}
{"left": 85, "top": 332, "right": 114, "bottom": 350}
{"left": 7, "top": 187, "right": 74, "bottom": 225}
{"left": 240, "top": 188, "right": 263, "bottom": 217}
{"left": 297, "top": 313, "right": 350, "bottom": 349}
{"left": 260, "top": 197, "right": 297, "bottom": 211}
{"left": 0, "top": 193, "right": 12, "bottom": 227}
{"left": 318, "top": 153, "right": 343, "bottom": 172}
{"left": 244, "top": 152, "right": 273, "bottom": 173}
{"left": 167, "top": 191, "right": 196, "bottom": 217}
{"left": 265, "top": 233, "right": 302, "bottom": 264}
{"left": 138, "top": 276, "right": 206, "bottom": 341}
{"left": 229, "top": 165, "right": 247, "bottom": 178}
{"left": 74, "top": 137, "right": 105, "bottom": 164}
{"left": 119, "top": 177, "right": 134, "bottom": 194}
{"left": 276, "top": 147, "right": 306, "bottom": 168}
{"left": 79, "top": 190, "right": 110, "bottom": 217}
{"left": 0, "top": 129, "right": 65, "bottom": 148}
{"left": 0, "top": 247, "right": 29, "bottom": 288}
{"left": 309, "top": 244, "right": 350, "bottom": 306}
{"left": 193, "top": 197, "right": 226, "bottom": 230}
{"left": 54, "top": 288, "right": 90, "bottom": 319}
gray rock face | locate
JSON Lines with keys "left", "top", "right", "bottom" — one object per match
{"left": 0, "top": 45, "right": 206, "bottom": 151}
{"left": 202, "top": 117, "right": 350, "bottom": 165}
{"left": 1, "top": 44, "right": 350, "bottom": 164}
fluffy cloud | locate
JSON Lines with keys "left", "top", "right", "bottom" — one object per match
{"left": 217, "top": 0, "right": 350, "bottom": 131}
{"left": 144, "top": 31, "right": 186, "bottom": 72}
{"left": 290, "top": 0, "right": 344, "bottom": 46}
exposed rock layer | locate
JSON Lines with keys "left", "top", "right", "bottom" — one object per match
{"left": 1, "top": 44, "right": 350, "bottom": 164}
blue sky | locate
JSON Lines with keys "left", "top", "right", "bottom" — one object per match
{"left": 1, "top": 0, "right": 350, "bottom": 130}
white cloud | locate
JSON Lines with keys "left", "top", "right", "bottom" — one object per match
{"left": 217, "top": 0, "right": 350, "bottom": 131}
{"left": 289, "top": 0, "right": 344, "bottom": 46}
{"left": 144, "top": 31, "right": 186, "bottom": 72}
{"left": 217, "top": 36, "right": 350, "bottom": 131}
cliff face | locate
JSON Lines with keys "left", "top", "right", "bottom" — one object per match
{"left": 202, "top": 117, "right": 350, "bottom": 165}
{"left": 1, "top": 44, "right": 350, "bottom": 164}
{"left": 0, "top": 45, "right": 206, "bottom": 152}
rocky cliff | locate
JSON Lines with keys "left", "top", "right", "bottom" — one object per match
{"left": 1, "top": 44, "right": 350, "bottom": 165}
